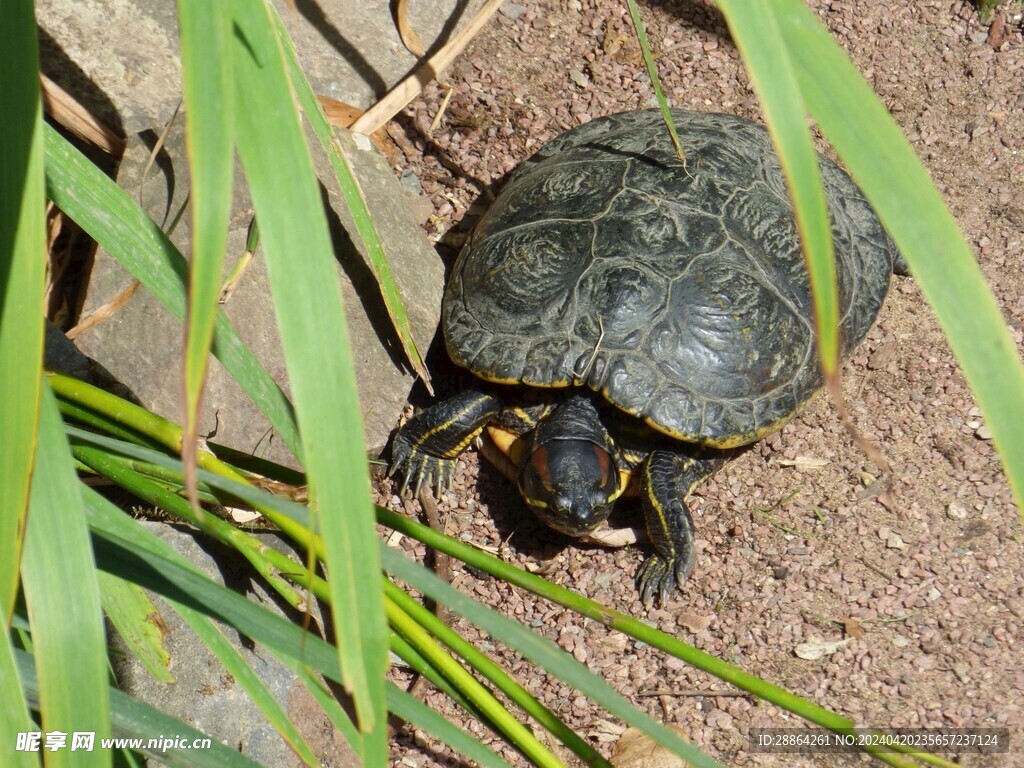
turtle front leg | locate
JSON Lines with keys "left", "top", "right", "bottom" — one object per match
{"left": 389, "top": 390, "right": 502, "bottom": 497}
{"left": 636, "top": 449, "right": 728, "bottom": 605}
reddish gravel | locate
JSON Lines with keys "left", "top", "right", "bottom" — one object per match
{"left": 374, "top": 2, "right": 1024, "bottom": 766}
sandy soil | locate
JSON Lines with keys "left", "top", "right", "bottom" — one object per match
{"left": 375, "top": 2, "right": 1024, "bottom": 766}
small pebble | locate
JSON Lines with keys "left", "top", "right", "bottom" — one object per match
{"left": 498, "top": 3, "right": 527, "bottom": 20}
{"left": 947, "top": 501, "right": 969, "bottom": 520}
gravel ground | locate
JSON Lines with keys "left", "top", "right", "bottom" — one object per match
{"left": 373, "top": 2, "right": 1024, "bottom": 766}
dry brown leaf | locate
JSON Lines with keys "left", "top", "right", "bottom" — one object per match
{"left": 843, "top": 617, "right": 865, "bottom": 640}
{"left": 592, "top": 718, "right": 628, "bottom": 743}
{"left": 778, "top": 456, "right": 829, "bottom": 469}
{"left": 794, "top": 638, "right": 853, "bottom": 660}
{"left": 611, "top": 725, "right": 695, "bottom": 768}
{"left": 582, "top": 526, "right": 641, "bottom": 548}
{"left": 140, "top": 102, "right": 182, "bottom": 209}
{"left": 228, "top": 508, "right": 262, "bottom": 524}
{"left": 45, "top": 206, "right": 70, "bottom": 322}
{"left": 314, "top": 95, "right": 396, "bottom": 162}
{"left": 351, "top": 0, "right": 504, "bottom": 136}
{"left": 66, "top": 280, "right": 141, "bottom": 339}
{"left": 428, "top": 83, "right": 454, "bottom": 136}
{"left": 317, "top": 96, "right": 368, "bottom": 128}
{"left": 41, "top": 74, "right": 125, "bottom": 156}
{"left": 395, "top": 0, "right": 426, "bottom": 57}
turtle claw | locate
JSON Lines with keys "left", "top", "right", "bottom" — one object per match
{"left": 636, "top": 555, "right": 671, "bottom": 607}
{"left": 389, "top": 431, "right": 456, "bottom": 498}
{"left": 636, "top": 551, "right": 695, "bottom": 607}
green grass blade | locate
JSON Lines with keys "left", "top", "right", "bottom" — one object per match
{"left": 14, "top": 648, "right": 262, "bottom": 768}
{"left": 42, "top": 126, "right": 300, "bottom": 459}
{"left": 80, "top": 484, "right": 507, "bottom": 766}
{"left": 171, "top": 605, "right": 322, "bottom": 768}
{"left": 772, "top": 0, "right": 1024, "bottom": 512}
{"left": 385, "top": 687, "right": 514, "bottom": 768}
{"left": 229, "top": 0, "right": 387, "bottom": 754}
{"left": 99, "top": 573, "right": 175, "bottom": 684}
{"left": 379, "top": 508, "right": 934, "bottom": 768}
{"left": 380, "top": 546, "right": 726, "bottom": 768}
{"left": 716, "top": 2, "right": 839, "bottom": 373}
{"left": 0, "top": 629, "right": 37, "bottom": 768}
{"left": 0, "top": 0, "right": 46, "bottom": 624}
{"left": 386, "top": 598, "right": 563, "bottom": 768}
{"left": 388, "top": 630, "right": 485, "bottom": 714}
{"left": 623, "top": 0, "right": 685, "bottom": 163}
{"left": 22, "top": 385, "right": 110, "bottom": 768}
{"left": 177, "top": 0, "right": 236, "bottom": 506}
{"left": 267, "top": 5, "right": 431, "bottom": 390}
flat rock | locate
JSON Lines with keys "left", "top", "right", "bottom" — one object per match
{"left": 73, "top": 117, "right": 443, "bottom": 465}
{"left": 36, "top": 0, "right": 487, "bottom": 133}
{"left": 40, "top": 0, "right": 461, "bottom": 463}
{"left": 110, "top": 522, "right": 360, "bottom": 767}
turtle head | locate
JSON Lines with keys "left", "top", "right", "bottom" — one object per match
{"left": 516, "top": 397, "right": 623, "bottom": 536}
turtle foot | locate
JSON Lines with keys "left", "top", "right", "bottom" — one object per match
{"left": 388, "top": 431, "right": 456, "bottom": 498}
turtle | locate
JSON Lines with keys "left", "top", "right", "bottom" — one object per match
{"left": 390, "top": 108, "right": 905, "bottom": 604}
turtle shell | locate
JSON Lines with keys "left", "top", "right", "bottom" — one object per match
{"left": 443, "top": 109, "right": 897, "bottom": 448}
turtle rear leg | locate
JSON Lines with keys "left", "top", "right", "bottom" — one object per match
{"left": 389, "top": 390, "right": 502, "bottom": 497}
{"left": 636, "top": 449, "right": 728, "bottom": 606}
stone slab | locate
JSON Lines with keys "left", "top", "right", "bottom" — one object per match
{"left": 36, "top": 0, "right": 486, "bottom": 134}
{"left": 110, "top": 522, "right": 360, "bottom": 767}
{"left": 73, "top": 117, "right": 443, "bottom": 464}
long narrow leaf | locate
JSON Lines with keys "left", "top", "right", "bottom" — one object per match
{"left": 228, "top": 0, "right": 387, "bottom": 756}
{"left": 772, "top": 0, "right": 1024, "bottom": 512}
{"left": 716, "top": 2, "right": 840, "bottom": 374}
{"left": 0, "top": 630, "right": 37, "bottom": 768}
{"left": 0, "top": 0, "right": 46, "bottom": 623}
{"left": 42, "top": 126, "right": 301, "bottom": 460}
{"left": 177, "top": 0, "right": 236, "bottom": 507}
{"left": 79, "top": 485, "right": 507, "bottom": 767}
{"left": 99, "top": 573, "right": 175, "bottom": 684}
{"left": 22, "top": 385, "right": 110, "bottom": 768}
{"left": 14, "top": 648, "right": 261, "bottom": 768}
{"left": 381, "top": 545, "right": 726, "bottom": 768}
{"left": 171, "top": 604, "right": 322, "bottom": 768}
{"left": 268, "top": 5, "right": 431, "bottom": 390}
